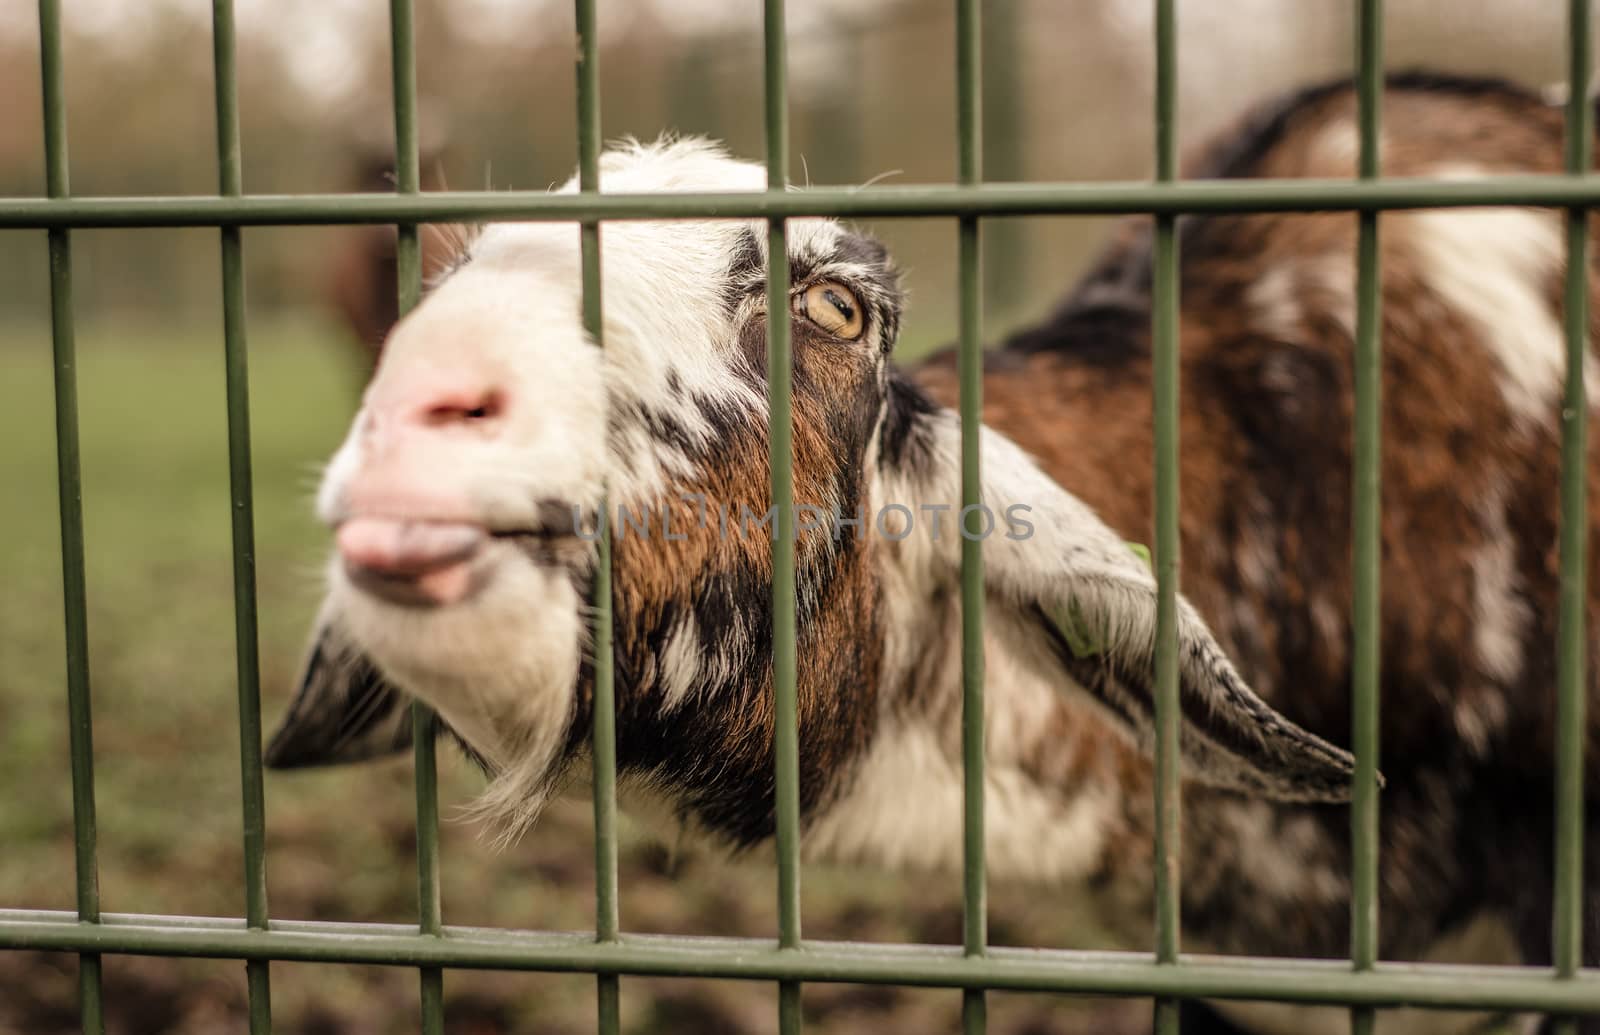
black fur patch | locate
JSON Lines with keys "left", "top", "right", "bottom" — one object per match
{"left": 877, "top": 370, "right": 941, "bottom": 477}
{"left": 722, "top": 227, "right": 764, "bottom": 317}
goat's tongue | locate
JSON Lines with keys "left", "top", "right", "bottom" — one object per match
{"left": 338, "top": 518, "right": 484, "bottom": 572}
{"left": 338, "top": 518, "right": 485, "bottom": 606}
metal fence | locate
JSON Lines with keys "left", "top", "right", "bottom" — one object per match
{"left": 1, "top": 0, "right": 1598, "bottom": 1033}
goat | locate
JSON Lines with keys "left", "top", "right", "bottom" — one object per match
{"left": 267, "top": 74, "right": 1600, "bottom": 1035}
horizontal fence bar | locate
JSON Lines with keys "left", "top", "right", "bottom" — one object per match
{"left": 11, "top": 175, "right": 1600, "bottom": 227}
{"left": 2, "top": 911, "right": 1598, "bottom": 1012}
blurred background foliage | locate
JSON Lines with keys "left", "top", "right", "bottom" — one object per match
{"left": 0, "top": 1, "right": 1589, "bottom": 1032}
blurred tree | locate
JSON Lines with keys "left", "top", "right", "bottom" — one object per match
{"left": 2, "top": 0, "right": 1593, "bottom": 341}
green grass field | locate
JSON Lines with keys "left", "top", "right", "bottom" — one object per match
{"left": 0, "top": 315, "right": 1161, "bottom": 1034}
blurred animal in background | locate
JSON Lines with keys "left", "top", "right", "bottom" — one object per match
{"left": 269, "top": 74, "right": 1600, "bottom": 1035}
{"left": 326, "top": 145, "right": 457, "bottom": 369}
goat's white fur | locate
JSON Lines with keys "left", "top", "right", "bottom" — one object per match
{"left": 1403, "top": 165, "right": 1600, "bottom": 424}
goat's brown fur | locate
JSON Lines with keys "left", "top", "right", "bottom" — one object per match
{"left": 596, "top": 280, "right": 894, "bottom": 842}
{"left": 918, "top": 75, "right": 1600, "bottom": 996}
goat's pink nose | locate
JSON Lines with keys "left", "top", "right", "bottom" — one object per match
{"left": 417, "top": 385, "right": 505, "bottom": 427}
{"left": 372, "top": 371, "right": 508, "bottom": 433}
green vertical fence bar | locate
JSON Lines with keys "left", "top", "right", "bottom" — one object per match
{"left": 210, "top": 0, "right": 272, "bottom": 1030}
{"left": 979, "top": 0, "right": 1024, "bottom": 324}
{"left": 410, "top": 700, "right": 443, "bottom": 1035}
{"left": 765, "top": 1, "right": 803, "bottom": 1032}
{"left": 1151, "top": 0, "right": 1181, "bottom": 1032}
{"left": 574, "top": 0, "right": 622, "bottom": 1030}
{"left": 1349, "top": 3, "right": 1384, "bottom": 1035}
{"left": 388, "top": 2, "right": 444, "bottom": 1032}
{"left": 955, "top": 1, "right": 987, "bottom": 1034}
{"left": 1556, "top": 3, "right": 1592, "bottom": 1034}
{"left": 37, "top": 2, "right": 103, "bottom": 1032}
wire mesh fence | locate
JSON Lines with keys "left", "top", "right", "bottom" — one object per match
{"left": 2, "top": 0, "right": 1598, "bottom": 1032}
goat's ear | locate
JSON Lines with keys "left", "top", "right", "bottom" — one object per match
{"left": 264, "top": 610, "right": 415, "bottom": 769}
{"left": 982, "top": 432, "right": 1358, "bottom": 802}
{"left": 998, "top": 570, "right": 1359, "bottom": 803}
{"left": 888, "top": 395, "right": 1359, "bottom": 802}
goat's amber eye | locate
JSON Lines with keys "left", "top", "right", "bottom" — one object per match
{"left": 799, "top": 281, "right": 864, "bottom": 340}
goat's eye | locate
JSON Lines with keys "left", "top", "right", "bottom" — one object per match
{"left": 798, "top": 282, "right": 864, "bottom": 340}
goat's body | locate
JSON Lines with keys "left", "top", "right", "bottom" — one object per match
{"left": 908, "top": 74, "right": 1600, "bottom": 1028}
{"left": 272, "top": 73, "right": 1600, "bottom": 1035}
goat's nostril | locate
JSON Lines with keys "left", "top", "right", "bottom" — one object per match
{"left": 422, "top": 389, "right": 506, "bottom": 427}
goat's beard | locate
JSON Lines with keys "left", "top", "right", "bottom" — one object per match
{"left": 459, "top": 705, "right": 578, "bottom": 849}
{"left": 332, "top": 553, "right": 589, "bottom": 847}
